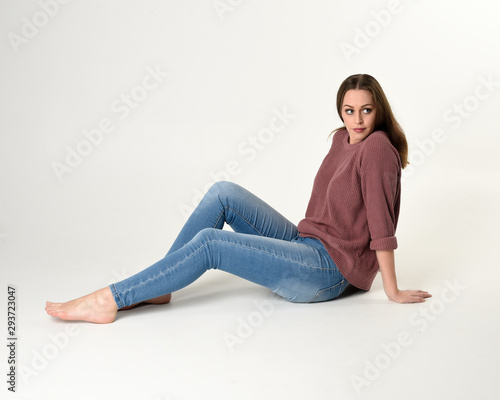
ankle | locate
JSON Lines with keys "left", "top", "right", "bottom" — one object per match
{"left": 96, "top": 288, "right": 118, "bottom": 310}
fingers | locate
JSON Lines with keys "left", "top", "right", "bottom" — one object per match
{"left": 413, "top": 290, "right": 432, "bottom": 297}
{"left": 410, "top": 290, "right": 432, "bottom": 303}
{"left": 405, "top": 295, "right": 424, "bottom": 303}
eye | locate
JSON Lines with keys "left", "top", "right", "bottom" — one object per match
{"left": 362, "top": 108, "right": 372, "bottom": 114}
{"left": 345, "top": 109, "right": 353, "bottom": 115}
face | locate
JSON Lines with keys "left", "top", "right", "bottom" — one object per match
{"left": 341, "top": 89, "right": 377, "bottom": 144}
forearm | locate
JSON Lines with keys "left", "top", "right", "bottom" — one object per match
{"left": 376, "top": 249, "right": 398, "bottom": 299}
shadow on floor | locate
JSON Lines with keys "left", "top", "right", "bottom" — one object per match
{"left": 335, "top": 283, "right": 366, "bottom": 300}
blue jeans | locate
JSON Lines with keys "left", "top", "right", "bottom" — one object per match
{"left": 109, "top": 181, "right": 349, "bottom": 308}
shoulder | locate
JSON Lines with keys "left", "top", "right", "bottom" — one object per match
{"left": 360, "top": 131, "right": 401, "bottom": 169}
{"left": 363, "top": 130, "right": 392, "bottom": 148}
{"left": 361, "top": 130, "right": 399, "bottom": 158}
{"left": 330, "top": 128, "right": 348, "bottom": 146}
{"left": 333, "top": 128, "right": 348, "bottom": 138}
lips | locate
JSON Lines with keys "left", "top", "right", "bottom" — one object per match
{"left": 353, "top": 128, "right": 365, "bottom": 133}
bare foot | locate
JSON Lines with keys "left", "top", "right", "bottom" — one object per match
{"left": 45, "top": 287, "right": 118, "bottom": 324}
{"left": 119, "top": 293, "right": 172, "bottom": 311}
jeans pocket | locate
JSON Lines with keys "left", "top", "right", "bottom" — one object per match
{"left": 306, "top": 279, "right": 350, "bottom": 303}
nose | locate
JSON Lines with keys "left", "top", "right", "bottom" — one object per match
{"left": 354, "top": 112, "right": 363, "bottom": 125}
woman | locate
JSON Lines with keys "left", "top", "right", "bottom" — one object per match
{"left": 45, "top": 74, "right": 431, "bottom": 324}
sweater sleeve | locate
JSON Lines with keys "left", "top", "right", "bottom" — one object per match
{"left": 360, "top": 133, "right": 401, "bottom": 251}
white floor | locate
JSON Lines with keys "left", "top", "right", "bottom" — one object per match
{"left": 1, "top": 169, "right": 499, "bottom": 400}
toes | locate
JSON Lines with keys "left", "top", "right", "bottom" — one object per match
{"left": 46, "top": 309, "right": 57, "bottom": 317}
{"left": 47, "top": 310, "right": 66, "bottom": 320}
{"left": 45, "top": 303, "right": 63, "bottom": 313}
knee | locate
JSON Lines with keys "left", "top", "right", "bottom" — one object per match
{"left": 206, "top": 181, "right": 240, "bottom": 204}
{"left": 190, "top": 228, "right": 222, "bottom": 266}
{"left": 192, "top": 227, "right": 220, "bottom": 244}
{"left": 210, "top": 180, "right": 237, "bottom": 196}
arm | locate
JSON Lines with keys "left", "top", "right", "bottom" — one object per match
{"left": 376, "top": 250, "right": 431, "bottom": 303}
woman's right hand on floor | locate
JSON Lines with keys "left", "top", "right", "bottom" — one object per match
{"left": 387, "top": 289, "right": 432, "bottom": 303}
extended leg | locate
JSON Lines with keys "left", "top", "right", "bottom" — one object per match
{"left": 45, "top": 229, "right": 345, "bottom": 323}
{"left": 110, "top": 227, "right": 343, "bottom": 309}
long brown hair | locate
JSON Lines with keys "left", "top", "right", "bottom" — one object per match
{"left": 329, "top": 74, "right": 409, "bottom": 168}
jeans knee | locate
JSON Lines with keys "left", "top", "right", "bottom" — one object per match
{"left": 190, "top": 228, "right": 221, "bottom": 269}
{"left": 192, "top": 227, "right": 219, "bottom": 244}
{"left": 211, "top": 180, "right": 237, "bottom": 195}
{"left": 207, "top": 181, "right": 241, "bottom": 206}
{"left": 215, "top": 181, "right": 241, "bottom": 193}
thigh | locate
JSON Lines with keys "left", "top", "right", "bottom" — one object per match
{"left": 214, "top": 181, "right": 299, "bottom": 240}
{"left": 167, "top": 181, "right": 299, "bottom": 256}
{"left": 199, "top": 228, "right": 345, "bottom": 303}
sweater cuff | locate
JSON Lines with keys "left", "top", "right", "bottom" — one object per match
{"left": 370, "top": 236, "right": 398, "bottom": 250}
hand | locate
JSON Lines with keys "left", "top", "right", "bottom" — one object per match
{"left": 387, "top": 289, "right": 432, "bottom": 304}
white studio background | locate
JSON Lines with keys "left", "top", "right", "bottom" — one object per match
{"left": 1, "top": 1, "right": 499, "bottom": 400}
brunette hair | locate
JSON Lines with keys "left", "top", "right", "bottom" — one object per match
{"left": 329, "top": 74, "right": 409, "bottom": 168}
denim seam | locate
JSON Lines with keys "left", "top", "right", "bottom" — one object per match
{"left": 207, "top": 239, "right": 328, "bottom": 269}
{"left": 223, "top": 205, "right": 265, "bottom": 236}
{"left": 306, "top": 279, "right": 346, "bottom": 303}
{"left": 110, "top": 284, "right": 124, "bottom": 309}
{"left": 213, "top": 207, "right": 225, "bottom": 229}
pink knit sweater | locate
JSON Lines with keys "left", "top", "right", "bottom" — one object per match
{"left": 297, "top": 129, "right": 402, "bottom": 290}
